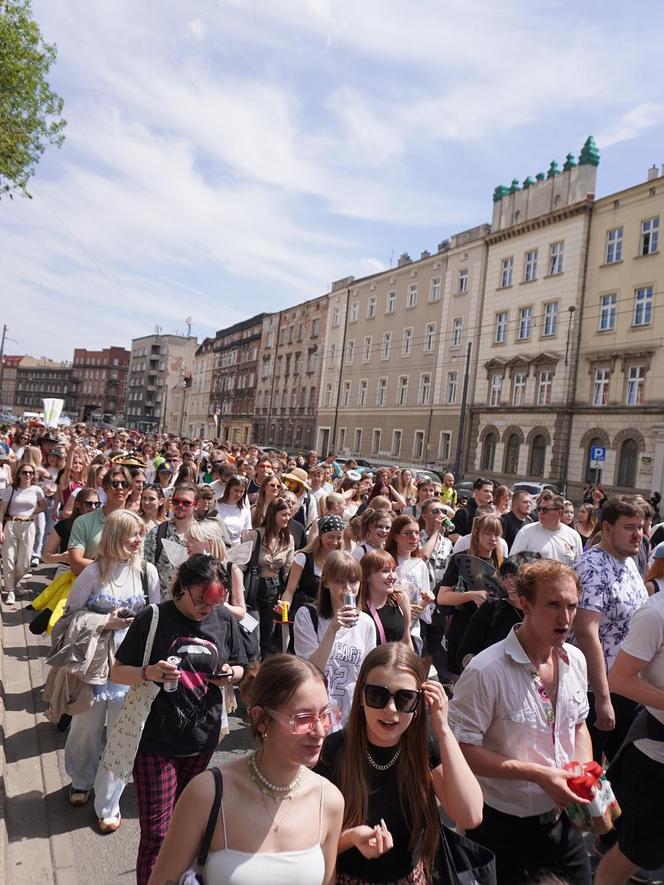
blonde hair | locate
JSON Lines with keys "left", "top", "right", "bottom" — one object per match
{"left": 187, "top": 520, "right": 228, "bottom": 561}
{"left": 22, "top": 446, "right": 43, "bottom": 468}
{"left": 95, "top": 510, "right": 145, "bottom": 584}
{"left": 320, "top": 491, "right": 344, "bottom": 515}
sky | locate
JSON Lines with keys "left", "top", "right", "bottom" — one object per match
{"left": 2, "top": 0, "right": 664, "bottom": 362}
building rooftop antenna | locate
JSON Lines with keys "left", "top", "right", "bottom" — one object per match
{"left": 185, "top": 316, "right": 192, "bottom": 337}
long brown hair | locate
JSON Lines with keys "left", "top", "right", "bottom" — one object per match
{"left": 469, "top": 512, "right": 504, "bottom": 567}
{"left": 262, "top": 498, "right": 291, "bottom": 547}
{"left": 338, "top": 644, "right": 439, "bottom": 879}
{"left": 358, "top": 549, "right": 398, "bottom": 610}
{"left": 385, "top": 515, "right": 422, "bottom": 560}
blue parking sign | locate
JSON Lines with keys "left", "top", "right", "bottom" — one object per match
{"left": 590, "top": 446, "right": 606, "bottom": 462}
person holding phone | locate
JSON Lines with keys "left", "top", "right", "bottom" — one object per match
{"left": 62, "top": 511, "right": 160, "bottom": 831}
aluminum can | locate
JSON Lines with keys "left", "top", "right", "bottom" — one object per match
{"left": 342, "top": 592, "right": 356, "bottom": 608}
{"left": 163, "top": 656, "right": 181, "bottom": 692}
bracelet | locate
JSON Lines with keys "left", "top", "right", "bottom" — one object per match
{"left": 141, "top": 665, "right": 149, "bottom": 682}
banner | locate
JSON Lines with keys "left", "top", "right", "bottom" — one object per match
{"left": 42, "top": 398, "right": 64, "bottom": 428}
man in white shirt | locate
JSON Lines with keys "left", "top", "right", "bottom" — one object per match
{"left": 510, "top": 491, "right": 582, "bottom": 564}
{"left": 449, "top": 559, "right": 592, "bottom": 885}
{"left": 572, "top": 496, "right": 648, "bottom": 764}
{"left": 595, "top": 590, "right": 664, "bottom": 884}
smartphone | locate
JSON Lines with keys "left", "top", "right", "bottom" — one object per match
{"left": 208, "top": 670, "right": 233, "bottom": 680}
{"left": 116, "top": 608, "right": 134, "bottom": 619}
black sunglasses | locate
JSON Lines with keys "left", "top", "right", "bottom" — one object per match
{"left": 110, "top": 480, "right": 130, "bottom": 489}
{"left": 363, "top": 684, "right": 421, "bottom": 714}
{"left": 81, "top": 500, "right": 101, "bottom": 509}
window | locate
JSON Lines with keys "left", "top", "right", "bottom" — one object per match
{"left": 353, "top": 428, "right": 362, "bottom": 453}
{"left": 481, "top": 432, "right": 497, "bottom": 471}
{"left": 337, "top": 427, "right": 346, "bottom": 451}
{"left": 504, "top": 433, "right": 520, "bottom": 474}
{"left": 328, "top": 343, "right": 337, "bottom": 367}
{"left": 341, "top": 380, "right": 351, "bottom": 408}
{"left": 391, "top": 430, "right": 402, "bottom": 457}
{"left": 407, "top": 284, "right": 418, "bottom": 308}
{"left": 512, "top": 372, "right": 526, "bottom": 406}
{"left": 413, "top": 431, "right": 425, "bottom": 460}
{"left": 358, "top": 379, "right": 368, "bottom": 407}
{"left": 332, "top": 304, "right": 340, "bottom": 327}
{"left": 518, "top": 306, "right": 533, "bottom": 340}
{"left": 386, "top": 290, "right": 397, "bottom": 313}
{"left": 599, "top": 293, "right": 617, "bottom": 331}
{"left": 298, "top": 324, "right": 304, "bottom": 341}
{"left": 419, "top": 373, "right": 432, "bottom": 405}
{"left": 306, "top": 351, "right": 317, "bottom": 373}
{"left": 266, "top": 331, "right": 274, "bottom": 348}
{"left": 311, "top": 318, "right": 320, "bottom": 337}
{"left": 606, "top": 227, "right": 623, "bottom": 263}
{"left": 489, "top": 374, "right": 502, "bottom": 407}
{"left": 346, "top": 339, "right": 355, "bottom": 365}
{"left": 376, "top": 377, "right": 387, "bottom": 407}
{"left": 367, "top": 295, "right": 377, "bottom": 319}
{"left": 397, "top": 376, "right": 409, "bottom": 406}
{"left": 495, "top": 311, "right": 508, "bottom": 344}
{"left": 324, "top": 383, "right": 332, "bottom": 407}
{"left": 549, "top": 241, "right": 564, "bottom": 275}
{"left": 529, "top": 435, "right": 546, "bottom": 477}
{"left": 524, "top": 249, "right": 538, "bottom": 282}
{"left": 592, "top": 368, "right": 610, "bottom": 406}
{"left": 371, "top": 429, "right": 381, "bottom": 455}
{"left": 537, "top": 370, "right": 553, "bottom": 405}
{"left": 424, "top": 322, "right": 436, "bottom": 352}
{"left": 500, "top": 257, "right": 513, "bottom": 288}
{"left": 439, "top": 431, "right": 451, "bottom": 461}
{"left": 349, "top": 301, "right": 359, "bottom": 323}
{"left": 446, "top": 371, "right": 458, "bottom": 404}
{"left": 640, "top": 217, "right": 659, "bottom": 255}
{"left": 402, "top": 328, "right": 413, "bottom": 357}
{"left": 626, "top": 365, "right": 645, "bottom": 405}
{"left": 430, "top": 277, "right": 441, "bottom": 302}
{"left": 362, "top": 336, "right": 372, "bottom": 363}
{"left": 617, "top": 438, "right": 638, "bottom": 487}
{"left": 381, "top": 332, "right": 392, "bottom": 360}
{"left": 634, "top": 286, "right": 653, "bottom": 325}
{"left": 451, "top": 318, "right": 463, "bottom": 346}
{"left": 543, "top": 302, "right": 558, "bottom": 337}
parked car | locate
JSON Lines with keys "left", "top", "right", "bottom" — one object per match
{"left": 453, "top": 480, "right": 475, "bottom": 503}
{"left": 510, "top": 481, "right": 561, "bottom": 504}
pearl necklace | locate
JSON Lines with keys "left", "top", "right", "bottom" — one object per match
{"left": 366, "top": 747, "right": 400, "bottom": 770}
{"left": 249, "top": 752, "right": 302, "bottom": 801}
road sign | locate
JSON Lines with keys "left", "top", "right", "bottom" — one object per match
{"left": 590, "top": 446, "right": 606, "bottom": 462}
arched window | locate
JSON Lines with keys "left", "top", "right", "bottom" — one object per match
{"left": 504, "top": 433, "right": 520, "bottom": 475}
{"left": 617, "top": 438, "right": 638, "bottom": 488}
{"left": 481, "top": 432, "right": 497, "bottom": 472}
{"left": 585, "top": 436, "right": 604, "bottom": 484}
{"left": 529, "top": 434, "right": 546, "bottom": 477}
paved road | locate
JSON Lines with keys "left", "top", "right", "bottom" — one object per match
{"left": 0, "top": 590, "right": 254, "bottom": 885}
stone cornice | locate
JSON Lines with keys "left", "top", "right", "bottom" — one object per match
{"left": 486, "top": 197, "right": 593, "bottom": 245}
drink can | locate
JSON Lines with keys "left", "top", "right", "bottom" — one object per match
{"left": 163, "top": 656, "right": 181, "bottom": 693}
{"left": 342, "top": 592, "right": 356, "bottom": 608}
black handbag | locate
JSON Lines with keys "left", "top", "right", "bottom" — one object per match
{"left": 433, "top": 822, "right": 497, "bottom": 885}
{"left": 243, "top": 529, "right": 261, "bottom": 610}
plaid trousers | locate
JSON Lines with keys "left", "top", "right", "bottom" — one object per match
{"left": 133, "top": 748, "right": 213, "bottom": 885}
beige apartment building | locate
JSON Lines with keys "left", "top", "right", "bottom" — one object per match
{"left": 253, "top": 295, "right": 329, "bottom": 450}
{"left": 185, "top": 337, "right": 217, "bottom": 439}
{"left": 467, "top": 139, "right": 599, "bottom": 487}
{"left": 315, "top": 227, "right": 489, "bottom": 469}
{"left": 569, "top": 165, "right": 664, "bottom": 498}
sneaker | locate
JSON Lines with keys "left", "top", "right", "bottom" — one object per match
{"left": 30, "top": 556, "right": 40, "bottom": 568}
{"left": 5, "top": 591, "right": 16, "bottom": 605}
{"left": 68, "top": 787, "right": 91, "bottom": 807}
{"left": 97, "top": 814, "right": 121, "bottom": 834}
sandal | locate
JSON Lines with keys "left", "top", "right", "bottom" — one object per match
{"left": 97, "top": 814, "right": 122, "bottom": 834}
{"left": 68, "top": 787, "right": 91, "bottom": 807}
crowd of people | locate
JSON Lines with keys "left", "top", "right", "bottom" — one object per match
{"left": 1, "top": 420, "right": 664, "bottom": 885}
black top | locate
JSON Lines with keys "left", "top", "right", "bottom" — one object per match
{"left": 500, "top": 511, "right": 533, "bottom": 550}
{"left": 54, "top": 518, "right": 73, "bottom": 554}
{"left": 316, "top": 730, "right": 440, "bottom": 882}
{"left": 116, "top": 601, "right": 247, "bottom": 756}
{"left": 457, "top": 598, "right": 523, "bottom": 668}
{"left": 451, "top": 499, "right": 477, "bottom": 537}
{"left": 365, "top": 601, "right": 406, "bottom": 644}
{"left": 288, "top": 519, "right": 306, "bottom": 551}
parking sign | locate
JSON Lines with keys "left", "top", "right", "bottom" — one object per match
{"left": 590, "top": 446, "right": 606, "bottom": 470}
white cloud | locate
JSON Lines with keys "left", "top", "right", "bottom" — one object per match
{"left": 186, "top": 17, "right": 208, "bottom": 41}
{"left": 596, "top": 103, "right": 664, "bottom": 148}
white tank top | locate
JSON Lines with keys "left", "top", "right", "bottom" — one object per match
{"left": 204, "top": 782, "right": 326, "bottom": 885}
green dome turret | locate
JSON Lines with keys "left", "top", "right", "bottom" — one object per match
{"left": 579, "top": 136, "right": 600, "bottom": 167}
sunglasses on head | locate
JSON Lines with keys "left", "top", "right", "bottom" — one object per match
{"left": 363, "top": 683, "right": 421, "bottom": 713}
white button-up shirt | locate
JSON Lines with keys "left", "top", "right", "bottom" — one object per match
{"left": 449, "top": 626, "right": 589, "bottom": 817}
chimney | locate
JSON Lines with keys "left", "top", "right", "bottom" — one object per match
{"left": 647, "top": 164, "right": 659, "bottom": 181}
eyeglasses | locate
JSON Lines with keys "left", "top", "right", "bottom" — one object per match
{"left": 429, "top": 508, "right": 443, "bottom": 515}
{"left": 283, "top": 479, "right": 302, "bottom": 492}
{"left": 81, "top": 500, "right": 101, "bottom": 509}
{"left": 536, "top": 506, "right": 560, "bottom": 514}
{"left": 267, "top": 483, "right": 282, "bottom": 490}
{"left": 19, "top": 470, "right": 35, "bottom": 476}
{"left": 265, "top": 706, "right": 343, "bottom": 735}
{"left": 363, "top": 684, "right": 421, "bottom": 713}
{"left": 110, "top": 480, "right": 130, "bottom": 489}
{"left": 187, "top": 588, "right": 222, "bottom": 611}
{"left": 172, "top": 498, "right": 195, "bottom": 508}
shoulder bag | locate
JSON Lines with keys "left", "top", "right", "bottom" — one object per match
{"left": 178, "top": 767, "right": 223, "bottom": 885}
{"left": 101, "top": 603, "right": 161, "bottom": 782}
{"left": 243, "top": 529, "right": 261, "bottom": 611}
{"left": 433, "top": 820, "right": 497, "bottom": 885}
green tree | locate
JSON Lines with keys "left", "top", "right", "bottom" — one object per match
{"left": 0, "top": 0, "right": 66, "bottom": 198}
